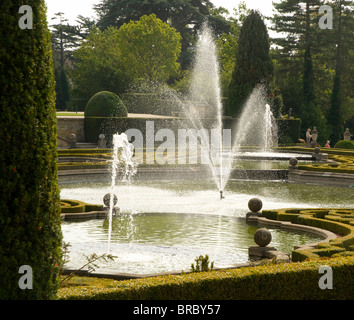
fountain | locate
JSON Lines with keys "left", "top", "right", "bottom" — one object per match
{"left": 180, "top": 24, "right": 233, "bottom": 197}
{"left": 59, "top": 25, "right": 354, "bottom": 275}
{"left": 231, "top": 85, "right": 278, "bottom": 155}
{"left": 107, "top": 133, "right": 137, "bottom": 252}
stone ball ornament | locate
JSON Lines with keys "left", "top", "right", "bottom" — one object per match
{"left": 248, "top": 197, "right": 263, "bottom": 213}
{"left": 103, "top": 193, "right": 118, "bottom": 208}
{"left": 289, "top": 157, "right": 298, "bottom": 167}
{"left": 314, "top": 147, "right": 321, "bottom": 154}
{"left": 254, "top": 228, "right": 272, "bottom": 247}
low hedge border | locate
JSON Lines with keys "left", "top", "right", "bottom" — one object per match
{"left": 57, "top": 256, "right": 354, "bottom": 300}
{"left": 261, "top": 208, "right": 354, "bottom": 262}
{"left": 276, "top": 146, "right": 354, "bottom": 174}
{"left": 60, "top": 199, "right": 104, "bottom": 214}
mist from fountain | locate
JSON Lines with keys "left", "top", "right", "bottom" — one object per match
{"left": 231, "top": 85, "right": 278, "bottom": 155}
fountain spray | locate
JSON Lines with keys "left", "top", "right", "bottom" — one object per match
{"left": 107, "top": 133, "right": 137, "bottom": 253}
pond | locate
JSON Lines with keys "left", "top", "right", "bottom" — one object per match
{"left": 60, "top": 179, "right": 353, "bottom": 274}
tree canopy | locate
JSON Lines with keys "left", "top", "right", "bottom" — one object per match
{"left": 116, "top": 14, "right": 182, "bottom": 84}
{"left": 94, "top": 0, "right": 230, "bottom": 68}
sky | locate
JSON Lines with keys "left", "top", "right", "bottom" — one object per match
{"left": 45, "top": 0, "right": 278, "bottom": 25}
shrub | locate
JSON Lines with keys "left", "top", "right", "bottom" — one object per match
{"left": 0, "top": 1, "right": 62, "bottom": 299}
{"left": 58, "top": 257, "right": 354, "bottom": 300}
{"left": 84, "top": 91, "right": 128, "bottom": 143}
{"left": 191, "top": 255, "right": 214, "bottom": 273}
{"left": 334, "top": 140, "right": 354, "bottom": 149}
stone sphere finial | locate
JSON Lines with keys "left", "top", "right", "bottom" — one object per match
{"left": 314, "top": 147, "right": 321, "bottom": 154}
{"left": 248, "top": 198, "right": 263, "bottom": 213}
{"left": 289, "top": 157, "right": 298, "bottom": 167}
{"left": 254, "top": 228, "right": 272, "bottom": 247}
{"left": 103, "top": 193, "right": 118, "bottom": 208}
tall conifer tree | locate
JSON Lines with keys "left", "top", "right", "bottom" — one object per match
{"left": 228, "top": 10, "right": 274, "bottom": 117}
{"left": 0, "top": 1, "right": 62, "bottom": 299}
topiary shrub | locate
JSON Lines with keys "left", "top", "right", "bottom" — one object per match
{"left": 84, "top": 91, "right": 128, "bottom": 143}
{"left": 334, "top": 140, "right": 354, "bottom": 149}
{"left": 0, "top": 1, "right": 62, "bottom": 299}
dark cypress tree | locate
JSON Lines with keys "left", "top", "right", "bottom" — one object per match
{"left": 0, "top": 1, "right": 62, "bottom": 299}
{"left": 55, "top": 68, "right": 70, "bottom": 110}
{"left": 227, "top": 10, "right": 274, "bottom": 117}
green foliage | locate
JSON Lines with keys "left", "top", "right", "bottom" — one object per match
{"left": 271, "top": 1, "right": 353, "bottom": 142}
{"left": 276, "top": 118, "right": 302, "bottom": 144}
{"left": 57, "top": 257, "right": 354, "bottom": 300}
{"left": 116, "top": 14, "right": 182, "bottom": 84}
{"left": 191, "top": 255, "right": 214, "bottom": 273}
{"left": 0, "top": 0, "right": 62, "bottom": 299}
{"left": 54, "top": 68, "right": 70, "bottom": 110}
{"left": 71, "top": 27, "right": 129, "bottom": 101}
{"left": 84, "top": 91, "right": 128, "bottom": 142}
{"left": 228, "top": 10, "right": 274, "bottom": 117}
{"left": 94, "top": 0, "right": 230, "bottom": 69}
{"left": 334, "top": 140, "right": 354, "bottom": 149}
{"left": 216, "top": 2, "right": 251, "bottom": 96}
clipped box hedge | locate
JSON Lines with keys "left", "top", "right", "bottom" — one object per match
{"left": 262, "top": 208, "right": 354, "bottom": 262}
{"left": 60, "top": 200, "right": 103, "bottom": 213}
{"left": 58, "top": 257, "right": 354, "bottom": 300}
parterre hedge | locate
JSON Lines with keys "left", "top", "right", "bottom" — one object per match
{"left": 261, "top": 208, "right": 354, "bottom": 262}
{"left": 60, "top": 200, "right": 103, "bottom": 213}
{"left": 58, "top": 256, "right": 354, "bottom": 300}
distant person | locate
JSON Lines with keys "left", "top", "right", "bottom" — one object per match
{"left": 325, "top": 140, "right": 331, "bottom": 148}
{"left": 306, "top": 129, "right": 312, "bottom": 147}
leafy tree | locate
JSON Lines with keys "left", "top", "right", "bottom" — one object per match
{"left": 228, "top": 10, "right": 274, "bottom": 117}
{"left": 71, "top": 26, "right": 129, "bottom": 100}
{"left": 0, "top": 0, "right": 62, "bottom": 299}
{"left": 94, "top": 0, "right": 230, "bottom": 68}
{"left": 116, "top": 14, "right": 182, "bottom": 84}
{"left": 50, "top": 12, "right": 81, "bottom": 69}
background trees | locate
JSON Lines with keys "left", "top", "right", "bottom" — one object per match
{"left": 227, "top": 10, "right": 274, "bottom": 117}
{"left": 50, "top": 0, "right": 352, "bottom": 143}
{"left": 116, "top": 14, "right": 182, "bottom": 84}
{"left": 71, "top": 14, "right": 182, "bottom": 101}
{"left": 0, "top": 0, "right": 62, "bottom": 299}
{"left": 94, "top": 0, "right": 230, "bottom": 69}
{"left": 70, "top": 26, "right": 128, "bottom": 101}
{"left": 270, "top": 0, "right": 353, "bottom": 144}
{"left": 327, "top": 0, "right": 354, "bottom": 144}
